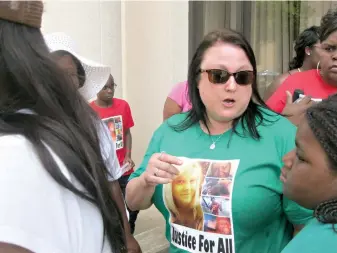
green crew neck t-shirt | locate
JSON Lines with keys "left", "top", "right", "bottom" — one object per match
{"left": 281, "top": 219, "right": 337, "bottom": 253}
{"left": 130, "top": 108, "right": 313, "bottom": 253}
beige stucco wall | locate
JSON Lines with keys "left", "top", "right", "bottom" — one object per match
{"left": 42, "top": 1, "right": 123, "bottom": 98}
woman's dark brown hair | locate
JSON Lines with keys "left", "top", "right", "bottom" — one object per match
{"left": 172, "top": 29, "right": 274, "bottom": 141}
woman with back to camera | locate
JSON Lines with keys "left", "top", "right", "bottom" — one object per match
{"left": 126, "top": 28, "right": 313, "bottom": 253}
{"left": 0, "top": 1, "right": 126, "bottom": 253}
{"left": 281, "top": 94, "right": 337, "bottom": 252}
{"left": 267, "top": 9, "right": 337, "bottom": 117}
{"left": 264, "top": 26, "right": 320, "bottom": 101}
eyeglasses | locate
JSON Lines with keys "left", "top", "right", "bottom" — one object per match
{"left": 200, "top": 69, "right": 254, "bottom": 85}
{"left": 319, "top": 44, "right": 337, "bottom": 55}
{"left": 102, "top": 83, "right": 117, "bottom": 90}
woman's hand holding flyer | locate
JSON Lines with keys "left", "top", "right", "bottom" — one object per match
{"left": 141, "top": 152, "right": 183, "bottom": 187}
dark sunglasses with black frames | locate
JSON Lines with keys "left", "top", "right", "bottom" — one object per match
{"left": 199, "top": 69, "right": 254, "bottom": 85}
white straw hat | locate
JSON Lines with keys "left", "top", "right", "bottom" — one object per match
{"left": 43, "top": 32, "right": 110, "bottom": 101}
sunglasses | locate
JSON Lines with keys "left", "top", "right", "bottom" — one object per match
{"left": 200, "top": 69, "right": 254, "bottom": 85}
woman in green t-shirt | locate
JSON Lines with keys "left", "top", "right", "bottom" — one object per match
{"left": 126, "top": 29, "right": 313, "bottom": 253}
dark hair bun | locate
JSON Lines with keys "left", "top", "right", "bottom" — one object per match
{"left": 320, "top": 8, "right": 337, "bottom": 42}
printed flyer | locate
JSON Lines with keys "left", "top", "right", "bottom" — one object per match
{"left": 163, "top": 158, "right": 239, "bottom": 253}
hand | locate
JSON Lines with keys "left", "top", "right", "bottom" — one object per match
{"left": 126, "top": 234, "right": 142, "bottom": 253}
{"left": 282, "top": 91, "right": 316, "bottom": 126}
{"left": 124, "top": 156, "right": 135, "bottom": 169}
{"left": 142, "top": 152, "right": 183, "bottom": 186}
{"left": 280, "top": 149, "right": 296, "bottom": 183}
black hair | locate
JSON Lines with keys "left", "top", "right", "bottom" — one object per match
{"left": 0, "top": 20, "right": 126, "bottom": 252}
{"left": 288, "top": 26, "right": 320, "bottom": 70}
{"left": 306, "top": 94, "right": 337, "bottom": 230}
{"left": 172, "top": 29, "right": 274, "bottom": 141}
{"left": 320, "top": 8, "right": 337, "bottom": 42}
{"left": 52, "top": 50, "right": 86, "bottom": 88}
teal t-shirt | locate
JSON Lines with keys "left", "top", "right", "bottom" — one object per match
{"left": 282, "top": 219, "right": 337, "bottom": 253}
{"left": 130, "top": 108, "right": 313, "bottom": 253}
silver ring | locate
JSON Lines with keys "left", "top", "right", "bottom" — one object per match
{"left": 158, "top": 151, "right": 165, "bottom": 160}
{"left": 154, "top": 168, "right": 159, "bottom": 177}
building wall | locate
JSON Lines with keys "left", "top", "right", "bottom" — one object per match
{"left": 42, "top": 1, "right": 189, "bottom": 167}
{"left": 42, "top": 1, "right": 123, "bottom": 98}
{"left": 122, "top": 0, "right": 189, "bottom": 166}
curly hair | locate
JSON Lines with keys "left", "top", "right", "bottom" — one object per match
{"left": 289, "top": 26, "right": 320, "bottom": 70}
{"left": 320, "top": 8, "right": 337, "bottom": 42}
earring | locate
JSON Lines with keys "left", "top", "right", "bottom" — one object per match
{"left": 316, "top": 61, "right": 321, "bottom": 75}
{"left": 307, "top": 52, "right": 311, "bottom": 56}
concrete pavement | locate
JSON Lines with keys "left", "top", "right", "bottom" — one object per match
{"left": 133, "top": 205, "right": 169, "bottom": 253}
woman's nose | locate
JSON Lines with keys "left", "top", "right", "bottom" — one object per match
{"left": 224, "top": 76, "right": 237, "bottom": 92}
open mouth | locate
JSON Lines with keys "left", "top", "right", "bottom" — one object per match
{"left": 222, "top": 99, "right": 235, "bottom": 106}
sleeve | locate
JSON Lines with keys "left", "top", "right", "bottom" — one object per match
{"left": 168, "top": 82, "right": 186, "bottom": 108}
{"left": 0, "top": 136, "right": 68, "bottom": 253}
{"left": 276, "top": 119, "right": 314, "bottom": 225}
{"left": 98, "top": 121, "right": 122, "bottom": 181}
{"left": 266, "top": 76, "right": 297, "bottom": 113}
{"left": 129, "top": 126, "right": 163, "bottom": 181}
{"left": 124, "top": 101, "right": 134, "bottom": 130}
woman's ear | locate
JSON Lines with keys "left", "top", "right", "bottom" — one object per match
{"left": 305, "top": 47, "right": 311, "bottom": 56}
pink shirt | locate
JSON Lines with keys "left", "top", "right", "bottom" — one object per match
{"left": 168, "top": 81, "right": 192, "bottom": 112}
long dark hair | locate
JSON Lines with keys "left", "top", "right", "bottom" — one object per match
{"left": 0, "top": 20, "right": 126, "bottom": 252}
{"left": 320, "top": 8, "right": 337, "bottom": 42}
{"left": 289, "top": 26, "right": 320, "bottom": 70}
{"left": 306, "top": 94, "right": 337, "bottom": 230}
{"left": 173, "top": 29, "right": 273, "bottom": 140}
{"left": 52, "top": 50, "right": 86, "bottom": 87}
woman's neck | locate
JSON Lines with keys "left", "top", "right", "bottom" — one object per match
{"left": 301, "top": 60, "right": 313, "bottom": 71}
{"left": 200, "top": 117, "right": 232, "bottom": 135}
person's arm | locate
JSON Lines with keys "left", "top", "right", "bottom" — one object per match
{"left": 127, "top": 174, "right": 156, "bottom": 211}
{"left": 264, "top": 73, "right": 289, "bottom": 101}
{"left": 123, "top": 101, "right": 135, "bottom": 168}
{"left": 109, "top": 181, "right": 131, "bottom": 232}
{"left": 125, "top": 129, "right": 133, "bottom": 162}
{"left": 163, "top": 82, "right": 187, "bottom": 121}
{"left": 266, "top": 76, "right": 297, "bottom": 113}
{"left": 126, "top": 127, "right": 163, "bottom": 211}
{"left": 163, "top": 97, "right": 182, "bottom": 121}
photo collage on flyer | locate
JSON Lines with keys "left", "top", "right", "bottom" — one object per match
{"left": 103, "top": 115, "right": 124, "bottom": 150}
{"left": 163, "top": 157, "right": 239, "bottom": 253}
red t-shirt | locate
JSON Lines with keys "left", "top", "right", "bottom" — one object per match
{"left": 90, "top": 98, "right": 134, "bottom": 175}
{"left": 266, "top": 69, "right": 337, "bottom": 113}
